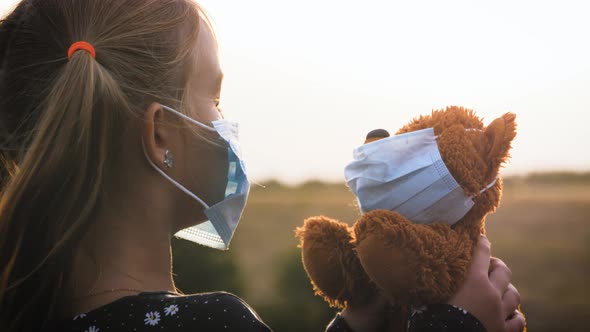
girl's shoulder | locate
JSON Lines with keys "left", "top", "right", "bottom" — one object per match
{"left": 48, "top": 291, "right": 272, "bottom": 332}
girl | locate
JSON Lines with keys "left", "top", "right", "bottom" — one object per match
{"left": 0, "top": 1, "right": 524, "bottom": 331}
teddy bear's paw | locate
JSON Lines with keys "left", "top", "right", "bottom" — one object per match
{"left": 295, "top": 216, "right": 375, "bottom": 308}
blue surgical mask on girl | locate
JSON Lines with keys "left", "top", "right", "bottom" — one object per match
{"left": 344, "top": 128, "right": 496, "bottom": 225}
{"left": 142, "top": 105, "right": 250, "bottom": 250}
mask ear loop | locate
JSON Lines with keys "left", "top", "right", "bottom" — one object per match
{"left": 479, "top": 178, "right": 498, "bottom": 194}
{"left": 162, "top": 105, "right": 265, "bottom": 187}
{"left": 433, "top": 128, "right": 497, "bottom": 195}
{"left": 435, "top": 128, "right": 484, "bottom": 140}
{"left": 141, "top": 137, "right": 210, "bottom": 210}
{"left": 142, "top": 105, "right": 217, "bottom": 209}
{"left": 249, "top": 178, "right": 267, "bottom": 189}
{"left": 159, "top": 105, "right": 265, "bottom": 189}
{"left": 141, "top": 104, "right": 246, "bottom": 208}
{"left": 161, "top": 105, "right": 218, "bottom": 131}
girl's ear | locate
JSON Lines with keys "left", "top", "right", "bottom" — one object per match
{"left": 484, "top": 113, "right": 517, "bottom": 177}
{"left": 142, "top": 103, "right": 169, "bottom": 169}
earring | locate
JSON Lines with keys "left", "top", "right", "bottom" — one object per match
{"left": 163, "top": 150, "right": 174, "bottom": 168}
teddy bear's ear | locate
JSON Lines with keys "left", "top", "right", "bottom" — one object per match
{"left": 364, "top": 129, "right": 390, "bottom": 144}
{"left": 484, "top": 113, "right": 517, "bottom": 177}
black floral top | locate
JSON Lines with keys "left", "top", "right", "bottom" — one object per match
{"left": 49, "top": 291, "right": 485, "bottom": 332}
{"left": 49, "top": 291, "right": 272, "bottom": 332}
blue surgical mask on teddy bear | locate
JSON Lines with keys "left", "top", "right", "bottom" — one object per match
{"left": 344, "top": 128, "right": 496, "bottom": 225}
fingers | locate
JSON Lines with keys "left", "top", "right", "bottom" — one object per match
{"left": 470, "top": 235, "right": 492, "bottom": 276}
{"left": 504, "top": 310, "right": 526, "bottom": 332}
{"left": 501, "top": 284, "right": 521, "bottom": 320}
{"left": 489, "top": 257, "right": 511, "bottom": 294}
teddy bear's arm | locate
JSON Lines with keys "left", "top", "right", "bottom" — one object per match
{"left": 296, "top": 216, "right": 378, "bottom": 309}
{"left": 354, "top": 210, "right": 474, "bottom": 305}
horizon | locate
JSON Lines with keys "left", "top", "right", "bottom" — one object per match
{"left": 254, "top": 170, "right": 590, "bottom": 187}
{"left": 2, "top": 0, "right": 589, "bottom": 184}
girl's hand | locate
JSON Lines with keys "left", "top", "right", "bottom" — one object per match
{"left": 449, "top": 235, "right": 526, "bottom": 332}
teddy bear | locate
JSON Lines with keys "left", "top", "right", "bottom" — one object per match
{"left": 296, "top": 106, "right": 521, "bottom": 330}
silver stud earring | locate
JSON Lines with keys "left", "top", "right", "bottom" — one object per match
{"left": 163, "top": 150, "right": 174, "bottom": 168}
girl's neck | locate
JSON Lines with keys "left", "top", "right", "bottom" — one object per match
{"left": 62, "top": 196, "right": 177, "bottom": 316}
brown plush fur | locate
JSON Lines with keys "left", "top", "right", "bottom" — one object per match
{"left": 296, "top": 106, "right": 523, "bottom": 331}
{"left": 295, "top": 216, "right": 378, "bottom": 309}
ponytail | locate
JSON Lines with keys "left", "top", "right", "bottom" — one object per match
{"left": 0, "top": 30, "right": 126, "bottom": 332}
{"left": 0, "top": 0, "right": 203, "bottom": 330}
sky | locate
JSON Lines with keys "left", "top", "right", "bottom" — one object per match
{"left": 1, "top": 0, "right": 589, "bottom": 184}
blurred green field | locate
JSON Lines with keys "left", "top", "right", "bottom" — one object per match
{"left": 173, "top": 173, "right": 590, "bottom": 332}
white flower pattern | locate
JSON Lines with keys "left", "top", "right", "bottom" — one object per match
{"left": 73, "top": 313, "right": 87, "bottom": 320}
{"left": 411, "top": 305, "right": 427, "bottom": 317}
{"left": 144, "top": 311, "right": 161, "bottom": 326}
{"left": 63, "top": 293, "right": 273, "bottom": 331}
{"left": 164, "top": 304, "right": 179, "bottom": 316}
{"left": 84, "top": 326, "right": 99, "bottom": 332}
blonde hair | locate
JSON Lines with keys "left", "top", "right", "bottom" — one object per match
{"left": 0, "top": 0, "right": 206, "bottom": 330}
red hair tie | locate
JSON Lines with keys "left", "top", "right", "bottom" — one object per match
{"left": 68, "top": 41, "right": 96, "bottom": 60}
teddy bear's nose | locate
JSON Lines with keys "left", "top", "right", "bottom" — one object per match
{"left": 365, "top": 129, "right": 390, "bottom": 144}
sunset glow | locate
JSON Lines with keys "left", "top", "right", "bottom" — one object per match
{"left": 2, "top": 0, "right": 589, "bottom": 183}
